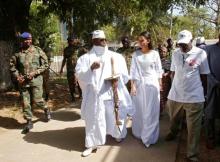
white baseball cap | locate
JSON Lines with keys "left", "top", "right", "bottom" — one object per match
{"left": 177, "top": 30, "right": 193, "bottom": 44}
{"left": 92, "top": 30, "right": 106, "bottom": 39}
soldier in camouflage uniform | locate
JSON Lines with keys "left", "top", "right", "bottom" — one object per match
{"left": 60, "top": 35, "right": 81, "bottom": 102}
{"left": 9, "top": 32, "right": 51, "bottom": 134}
{"left": 42, "top": 50, "right": 52, "bottom": 101}
{"left": 117, "top": 36, "right": 134, "bottom": 69}
{"left": 117, "top": 36, "right": 134, "bottom": 92}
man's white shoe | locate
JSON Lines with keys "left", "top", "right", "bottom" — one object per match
{"left": 115, "top": 138, "right": 122, "bottom": 143}
{"left": 82, "top": 147, "right": 97, "bottom": 157}
{"left": 144, "top": 143, "right": 150, "bottom": 148}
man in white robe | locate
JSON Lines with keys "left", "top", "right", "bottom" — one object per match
{"left": 75, "top": 30, "right": 133, "bottom": 157}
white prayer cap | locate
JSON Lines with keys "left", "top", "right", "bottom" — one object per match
{"left": 92, "top": 30, "right": 106, "bottom": 39}
{"left": 177, "top": 30, "right": 193, "bottom": 44}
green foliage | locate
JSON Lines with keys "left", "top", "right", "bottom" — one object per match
{"left": 101, "top": 25, "right": 117, "bottom": 42}
{"left": 171, "top": 2, "right": 216, "bottom": 39}
{"left": 172, "top": 15, "right": 215, "bottom": 39}
{"left": 0, "top": 0, "right": 32, "bottom": 40}
{"left": 29, "top": 1, "right": 61, "bottom": 55}
{"left": 40, "top": 0, "right": 209, "bottom": 45}
{"left": 43, "top": 0, "right": 115, "bottom": 37}
{"left": 198, "top": 0, "right": 220, "bottom": 35}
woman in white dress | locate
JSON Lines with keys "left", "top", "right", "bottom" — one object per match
{"left": 130, "top": 31, "right": 162, "bottom": 147}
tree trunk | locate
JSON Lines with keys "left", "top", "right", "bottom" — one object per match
{"left": 0, "top": 0, "right": 32, "bottom": 90}
{"left": 0, "top": 41, "right": 15, "bottom": 91}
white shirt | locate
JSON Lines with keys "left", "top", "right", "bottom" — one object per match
{"left": 168, "top": 46, "right": 210, "bottom": 103}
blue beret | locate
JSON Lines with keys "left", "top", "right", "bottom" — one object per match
{"left": 20, "top": 32, "right": 32, "bottom": 39}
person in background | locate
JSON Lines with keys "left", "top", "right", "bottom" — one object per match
{"left": 42, "top": 49, "right": 52, "bottom": 101}
{"left": 167, "top": 38, "right": 174, "bottom": 57}
{"left": 196, "top": 36, "right": 206, "bottom": 49}
{"left": 60, "top": 35, "right": 81, "bottom": 102}
{"left": 117, "top": 36, "right": 134, "bottom": 70}
{"left": 165, "top": 30, "right": 210, "bottom": 162}
{"left": 204, "top": 33, "right": 220, "bottom": 149}
{"left": 130, "top": 31, "right": 162, "bottom": 148}
{"left": 157, "top": 42, "right": 167, "bottom": 52}
{"left": 158, "top": 45, "right": 172, "bottom": 113}
{"left": 117, "top": 36, "right": 134, "bottom": 92}
{"left": 9, "top": 32, "right": 51, "bottom": 134}
{"left": 75, "top": 30, "right": 133, "bottom": 157}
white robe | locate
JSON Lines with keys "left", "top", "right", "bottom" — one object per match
{"left": 130, "top": 50, "right": 162, "bottom": 146}
{"left": 75, "top": 47, "right": 133, "bottom": 148}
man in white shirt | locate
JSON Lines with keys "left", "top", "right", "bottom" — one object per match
{"left": 75, "top": 30, "right": 133, "bottom": 157}
{"left": 165, "top": 30, "right": 210, "bottom": 162}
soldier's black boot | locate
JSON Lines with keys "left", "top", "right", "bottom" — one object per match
{"left": 45, "top": 93, "right": 49, "bottom": 101}
{"left": 44, "top": 109, "right": 51, "bottom": 122}
{"left": 21, "top": 120, "right": 33, "bottom": 134}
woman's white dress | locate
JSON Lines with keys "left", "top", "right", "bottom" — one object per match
{"left": 130, "top": 49, "right": 162, "bottom": 147}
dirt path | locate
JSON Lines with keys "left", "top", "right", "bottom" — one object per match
{"left": 0, "top": 107, "right": 178, "bottom": 162}
{"left": 0, "top": 78, "right": 75, "bottom": 132}
{"left": 1, "top": 78, "right": 220, "bottom": 161}
{"left": 0, "top": 78, "right": 179, "bottom": 162}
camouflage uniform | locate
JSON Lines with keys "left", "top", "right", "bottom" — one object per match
{"left": 117, "top": 47, "right": 134, "bottom": 92}
{"left": 9, "top": 45, "right": 49, "bottom": 120}
{"left": 63, "top": 45, "right": 81, "bottom": 100}
{"left": 77, "top": 45, "right": 89, "bottom": 58}
{"left": 42, "top": 51, "right": 52, "bottom": 101}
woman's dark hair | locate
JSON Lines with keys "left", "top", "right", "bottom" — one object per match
{"left": 139, "top": 31, "right": 153, "bottom": 50}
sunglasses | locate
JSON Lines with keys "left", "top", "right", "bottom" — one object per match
{"left": 178, "top": 43, "right": 188, "bottom": 48}
{"left": 99, "top": 39, "right": 106, "bottom": 42}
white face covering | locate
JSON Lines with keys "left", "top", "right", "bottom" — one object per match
{"left": 93, "top": 45, "right": 108, "bottom": 55}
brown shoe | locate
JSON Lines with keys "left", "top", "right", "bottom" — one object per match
{"left": 165, "top": 132, "right": 176, "bottom": 141}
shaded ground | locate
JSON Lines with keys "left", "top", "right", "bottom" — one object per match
{"left": 0, "top": 77, "right": 80, "bottom": 130}
{"left": 175, "top": 125, "right": 220, "bottom": 162}
{"left": 0, "top": 111, "right": 178, "bottom": 162}
{"left": 0, "top": 77, "right": 220, "bottom": 161}
{"left": 0, "top": 77, "right": 178, "bottom": 162}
